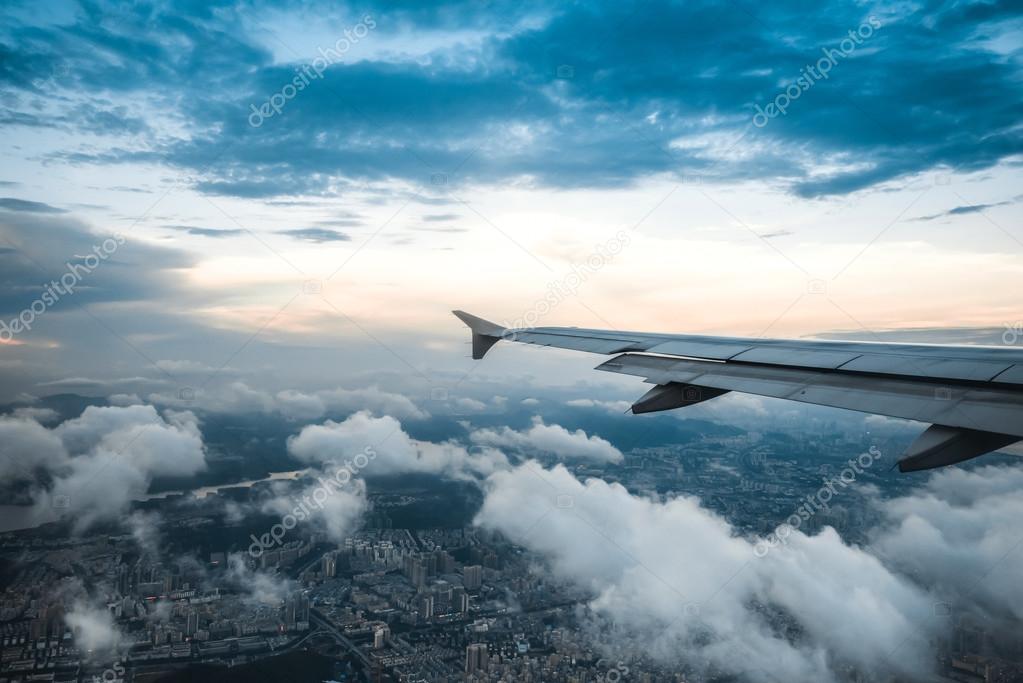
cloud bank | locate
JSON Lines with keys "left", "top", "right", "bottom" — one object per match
{"left": 474, "top": 461, "right": 968, "bottom": 682}
{"left": 1, "top": 404, "right": 208, "bottom": 531}
{"left": 470, "top": 416, "right": 624, "bottom": 463}
{"left": 288, "top": 410, "right": 508, "bottom": 480}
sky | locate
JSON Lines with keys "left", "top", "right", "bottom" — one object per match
{"left": 0, "top": 0, "right": 1021, "bottom": 405}
{"left": 2, "top": 4, "right": 1023, "bottom": 679}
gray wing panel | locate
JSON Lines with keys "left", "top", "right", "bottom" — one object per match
{"left": 836, "top": 354, "right": 1013, "bottom": 382}
{"left": 596, "top": 354, "right": 1023, "bottom": 438}
{"left": 731, "top": 347, "right": 862, "bottom": 369}
{"left": 511, "top": 331, "right": 642, "bottom": 354}
{"left": 644, "top": 340, "right": 754, "bottom": 359}
{"left": 458, "top": 313, "right": 1023, "bottom": 386}
{"left": 511, "top": 326, "right": 1023, "bottom": 383}
{"left": 992, "top": 364, "right": 1023, "bottom": 385}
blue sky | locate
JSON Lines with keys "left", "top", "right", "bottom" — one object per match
{"left": 0, "top": 0, "right": 1021, "bottom": 403}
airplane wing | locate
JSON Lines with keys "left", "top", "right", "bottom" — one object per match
{"left": 453, "top": 310, "right": 1023, "bottom": 472}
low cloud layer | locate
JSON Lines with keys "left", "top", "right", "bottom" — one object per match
{"left": 150, "top": 381, "right": 428, "bottom": 422}
{"left": 470, "top": 416, "right": 624, "bottom": 463}
{"left": 288, "top": 410, "right": 508, "bottom": 480}
{"left": 473, "top": 461, "right": 976, "bottom": 682}
{"left": 260, "top": 476, "right": 368, "bottom": 544}
{"left": 223, "top": 554, "right": 296, "bottom": 606}
{"left": 2, "top": 404, "right": 208, "bottom": 531}
{"left": 64, "top": 595, "right": 122, "bottom": 657}
{"left": 871, "top": 465, "right": 1023, "bottom": 623}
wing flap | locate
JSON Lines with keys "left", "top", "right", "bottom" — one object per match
{"left": 645, "top": 340, "right": 754, "bottom": 359}
{"left": 455, "top": 313, "right": 1023, "bottom": 385}
{"left": 993, "top": 364, "right": 1023, "bottom": 385}
{"left": 731, "top": 347, "right": 862, "bottom": 369}
{"left": 453, "top": 311, "right": 1023, "bottom": 470}
{"left": 837, "top": 354, "right": 1013, "bottom": 382}
{"left": 597, "top": 353, "right": 1023, "bottom": 438}
{"left": 512, "top": 331, "right": 642, "bottom": 354}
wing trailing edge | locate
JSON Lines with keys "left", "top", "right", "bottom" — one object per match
{"left": 453, "top": 311, "right": 1023, "bottom": 471}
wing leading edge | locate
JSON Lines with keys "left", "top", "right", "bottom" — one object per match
{"left": 452, "top": 310, "right": 1023, "bottom": 472}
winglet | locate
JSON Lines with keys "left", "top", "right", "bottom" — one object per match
{"left": 452, "top": 310, "right": 507, "bottom": 359}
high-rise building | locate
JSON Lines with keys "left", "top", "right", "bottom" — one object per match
{"left": 410, "top": 559, "right": 428, "bottom": 590}
{"left": 185, "top": 611, "right": 199, "bottom": 637}
{"left": 483, "top": 551, "right": 499, "bottom": 570}
{"left": 463, "top": 565, "right": 483, "bottom": 591}
{"left": 416, "top": 594, "right": 434, "bottom": 621}
{"left": 465, "top": 643, "right": 489, "bottom": 673}
{"left": 436, "top": 550, "right": 456, "bottom": 574}
{"left": 452, "top": 586, "right": 468, "bottom": 614}
{"left": 284, "top": 591, "right": 310, "bottom": 628}
{"left": 285, "top": 601, "right": 297, "bottom": 629}
{"left": 322, "top": 552, "right": 337, "bottom": 578}
{"left": 373, "top": 625, "right": 389, "bottom": 649}
{"left": 116, "top": 565, "right": 130, "bottom": 596}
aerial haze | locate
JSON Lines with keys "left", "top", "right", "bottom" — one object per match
{"left": 1, "top": 1, "right": 1022, "bottom": 681}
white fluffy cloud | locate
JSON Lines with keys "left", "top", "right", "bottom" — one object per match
{"left": 288, "top": 411, "right": 508, "bottom": 480}
{"left": 0, "top": 405, "right": 209, "bottom": 532}
{"left": 281, "top": 386, "right": 429, "bottom": 421}
{"left": 0, "top": 414, "right": 68, "bottom": 482}
{"left": 871, "top": 465, "right": 1023, "bottom": 622}
{"left": 565, "top": 398, "right": 632, "bottom": 413}
{"left": 9, "top": 406, "right": 60, "bottom": 423}
{"left": 474, "top": 462, "right": 936, "bottom": 682}
{"left": 65, "top": 600, "right": 122, "bottom": 656}
{"left": 149, "top": 382, "right": 428, "bottom": 421}
{"left": 107, "top": 393, "right": 143, "bottom": 407}
{"left": 149, "top": 381, "right": 273, "bottom": 413}
{"left": 56, "top": 406, "right": 205, "bottom": 478}
{"left": 453, "top": 397, "right": 487, "bottom": 412}
{"left": 275, "top": 389, "right": 327, "bottom": 420}
{"left": 260, "top": 477, "right": 369, "bottom": 544}
{"left": 470, "top": 416, "right": 623, "bottom": 464}
{"left": 224, "top": 555, "right": 296, "bottom": 606}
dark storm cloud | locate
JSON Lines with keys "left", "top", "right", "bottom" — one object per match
{"left": 2, "top": 0, "right": 1022, "bottom": 198}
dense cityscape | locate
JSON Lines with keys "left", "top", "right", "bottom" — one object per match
{"left": 2, "top": 0, "right": 1022, "bottom": 681}
{"left": 2, "top": 416, "right": 1020, "bottom": 683}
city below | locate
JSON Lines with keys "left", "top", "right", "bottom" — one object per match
{"left": 1, "top": 419, "right": 1018, "bottom": 683}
